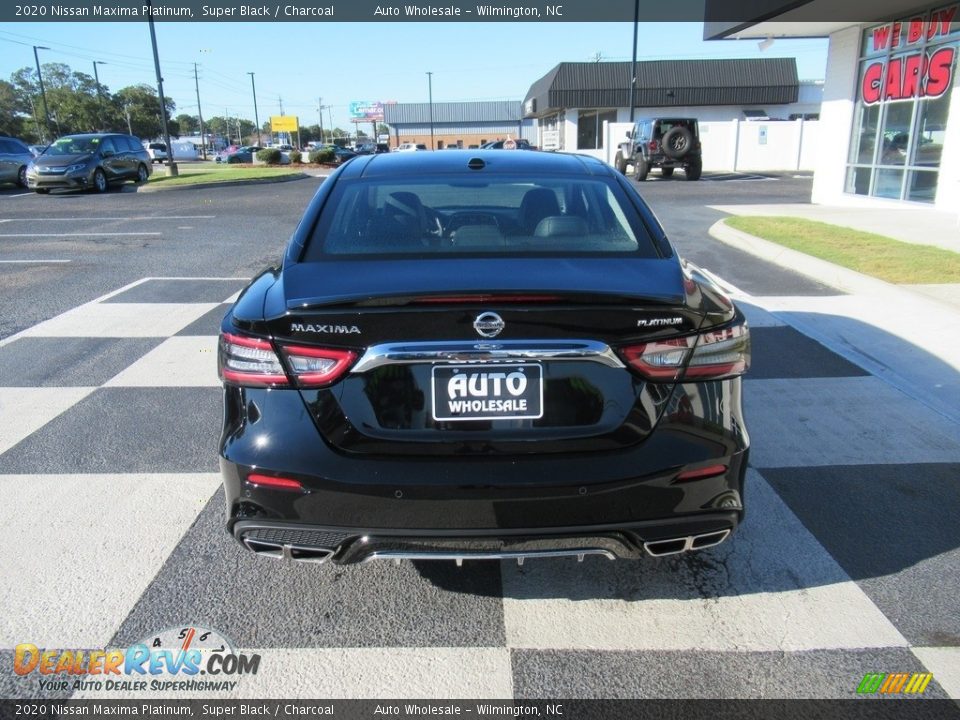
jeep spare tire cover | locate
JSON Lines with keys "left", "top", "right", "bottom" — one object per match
{"left": 662, "top": 126, "right": 694, "bottom": 159}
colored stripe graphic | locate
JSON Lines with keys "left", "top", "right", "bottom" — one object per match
{"left": 858, "top": 673, "right": 885, "bottom": 694}
{"left": 858, "top": 672, "right": 933, "bottom": 694}
{"left": 905, "top": 673, "right": 933, "bottom": 694}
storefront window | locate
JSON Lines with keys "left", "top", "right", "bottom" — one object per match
{"left": 913, "top": 91, "right": 950, "bottom": 166}
{"left": 577, "top": 109, "right": 617, "bottom": 150}
{"left": 847, "top": 3, "right": 958, "bottom": 202}
{"left": 850, "top": 101, "right": 880, "bottom": 163}
{"left": 878, "top": 99, "right": 914, "bottom": 166}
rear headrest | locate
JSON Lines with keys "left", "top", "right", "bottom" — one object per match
{"left": 519, "top": 188, "right": 561, "bottom": 234}
{"left": 533, "top": 216, "right": 588, "bottom": 238}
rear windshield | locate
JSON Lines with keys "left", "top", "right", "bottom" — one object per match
{"left": 304, "top": 175, "right": 658, "bottom": 259}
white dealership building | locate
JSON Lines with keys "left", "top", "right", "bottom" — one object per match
{"left": 707, "top": 2, "right": 960, "bottom": 208}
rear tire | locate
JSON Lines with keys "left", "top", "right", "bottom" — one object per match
{"left": 685, "top": 160, "right": 702, "bottom": 181}
{"left": 661, "top": 167, "right": 674, "bottom": 178}
{"left": 92, "top": 169, "right": 108, "bottom": 193}
{"left": 633, "top": 156, "right": 649, "bottom": 181}
{"left": 615, "top": 151, "right": 627, "bottom": 175}
{"left": 35, "top": 188, "right": 50, "bottom": 194}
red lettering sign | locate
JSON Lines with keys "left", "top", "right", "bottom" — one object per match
{"left": 862, "top": 62, "right": 884, "bottom": 103}
{"left": 871, "top": 5, "right": 958, "bottom": 50}
{"left": 861, "top": 48, "right": 956, "bottom": 104}
{"left": 873, "top": 25, "right": 892, "bottom": 51}
{"left": 925, "top": 46, "right": 956, "bottom": 98}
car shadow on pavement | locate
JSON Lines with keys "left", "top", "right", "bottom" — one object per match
{"left": 419, "top": 306, "right": 960, "bottom": 611}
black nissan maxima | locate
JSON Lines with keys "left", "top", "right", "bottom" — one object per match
{"left": 218, "top": 150, "right": 750, "bottom": 565}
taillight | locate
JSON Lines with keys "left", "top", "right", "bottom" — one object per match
{"left": 620, "top": 319, "right": 749, "bottom": 382}
{"left": 648, "top": 140, "right": 658, "bottom": 151}
{"left": 219, "top": 332, "right": 357, "bottom": 388}
{"left": 279, "top": 345, "right": 356, "bottom": 387}
{"left": 219, "top": 332, "right": 288, "bottom": 387}
{"left": 684, "top": 322, "right": 750, "bottom": 379}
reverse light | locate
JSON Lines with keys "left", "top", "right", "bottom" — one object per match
{"left": 620, "top": 319, "right": 750, "bottom": 382}
{"left": 219, "top": 333, "right": 288, "bottom": 387}
{"left": 280, "top": 345, "right": 356, "bottom": 387}
{"left": 684, "top": 322, "right": 750, "bottom": 379}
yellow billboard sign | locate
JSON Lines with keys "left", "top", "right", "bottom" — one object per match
{"left": 270, "top": 115, "right": 298, "bottom": 132}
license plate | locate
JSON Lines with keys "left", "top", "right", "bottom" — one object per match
{"left": 431, "top": 363, "right": 543, "bottom": 421}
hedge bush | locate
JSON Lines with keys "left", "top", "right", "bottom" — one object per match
{"left": 289, "top": 150, "right": 302, "bottom": 164}
{"left": 309, "top": 148, "right": 334, "bottom": 164}
{"left": 226, "top": 154, "right": 244, "bottom": 164}
{"left": 256, "top": 147, "right": 282, "bottom": 164}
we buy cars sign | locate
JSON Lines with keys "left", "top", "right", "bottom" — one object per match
{"left": 860, "top": 5, "right": 957, "bottom": 104}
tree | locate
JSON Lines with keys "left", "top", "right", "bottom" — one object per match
{"left": 175, "top": 113, "right": 199, "bottom": 136}
{"left": 0, "top": 79, "right": 28, "bottom": 139}
{"left": 112, "top": 84, "right": 177, "bottom": 140}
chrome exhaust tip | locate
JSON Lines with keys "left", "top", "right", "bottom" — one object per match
{"left": 643, "top": 529, "right": 731, "bottom": 557}
{"left": 242, "top": 537, "right": 335, "bottom": 564}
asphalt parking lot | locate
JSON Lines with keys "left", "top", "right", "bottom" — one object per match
{"left": 1, "top": 172, "right": 958, "bottom": 702}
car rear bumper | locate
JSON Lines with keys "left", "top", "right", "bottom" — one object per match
{"left": 232, "top": 513, "right": 740, "bottom": 565}
{"left": 219, "top": 380, "right": 749, "bottom": 563}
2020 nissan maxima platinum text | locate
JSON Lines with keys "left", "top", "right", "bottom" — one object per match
{"left": 219, "top": 150, "right": 750, "bottom": 565}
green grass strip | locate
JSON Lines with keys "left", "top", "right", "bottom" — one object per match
{"left": 147, "top": 163, "right": 304, "bottom": 187}
{"left": 725, "top": 216, "right": 960, "bottom": 284}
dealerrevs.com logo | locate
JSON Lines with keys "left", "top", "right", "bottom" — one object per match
{"left": 13, "top": 626, "right": 260, "bottom": 693}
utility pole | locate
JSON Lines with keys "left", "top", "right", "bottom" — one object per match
{"left": 92, "top": 61, "right": 107, "bottom": 131}
{"left": 124, "top": 104, "right": 132, "bottom": 135}
{"left": 33, "top": 46, "right": 51, "bottom": 142}
{"left": 426, "top": 71, "right": 434, "bottom": 150}
{"left": 328, "top": 106, "right": 333, "bottom": 141}
{"left": 146, "top": 0, "right": 177, "bottom": 176}
{"left": 317, "top": 98, "right": 324, "bottom": 144}
{"left": 278, "top": 95, "right": 284, "bottom": 145}
{"left": 193, "top": 62, "right": 207, "bottom": 159}
{"left": 629, "top": 0, "right": 639, "bottom": 123}
{"left": 248, "top": 72, "right": 260, "bottom": 145}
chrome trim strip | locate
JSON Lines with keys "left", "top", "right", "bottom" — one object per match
{"left": 351, "top": 339, "right": 625, "bottom": 373}
{"left": 362, "top": 548, "right": 617, "bottom": 564}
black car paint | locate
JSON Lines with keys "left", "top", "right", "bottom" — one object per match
{"left": 218, "top": 150, "right": 749, "bottom": 564}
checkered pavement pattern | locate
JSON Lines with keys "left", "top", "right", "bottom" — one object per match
{"left": 1, "top": 278, "right": 958, "bottom": 700}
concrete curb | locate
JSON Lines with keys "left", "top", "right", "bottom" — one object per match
{"left": 708, "top": 218, "right": 960, "bottom": 314}
{"left": 136, "top": 172, "right": 312, "bottom": 193}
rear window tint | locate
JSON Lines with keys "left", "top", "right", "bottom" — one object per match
{"left": 304, "top": 175, "right": 658, "bottom": 259}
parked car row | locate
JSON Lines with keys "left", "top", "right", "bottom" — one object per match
{"left": 1, "top": 133, "right": 153, "bottom": 193}
{"left": 0, "top": 136, "right": 34, "bottom": 188}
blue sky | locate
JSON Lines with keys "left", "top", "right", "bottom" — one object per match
{"left": 0, "top": 22, "right": 827, "bottom": 129}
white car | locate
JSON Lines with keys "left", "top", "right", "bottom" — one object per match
{"left": 143, "top": 142, "right": 168, "bottom": 164}
{"left": 395, "top": 143, "right": 428, "bottom": 152}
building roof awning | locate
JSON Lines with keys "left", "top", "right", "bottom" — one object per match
{"left": 522, "top": 58, "right": 799, "bottom": 117}
{"left": 703, "top": 0, "right": 930, "bottom": 38}
{"left": 384, "top": 101, "right": 523, "bottom": 125}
